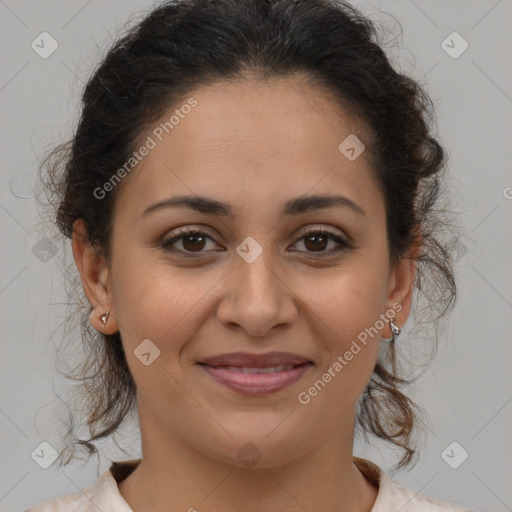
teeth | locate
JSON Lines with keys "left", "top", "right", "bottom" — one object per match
{"left": 243, "top": 367, "right": 265, "bottom": 374}
{"left": 224, "top": 365, "right": 295, "bottom": 373}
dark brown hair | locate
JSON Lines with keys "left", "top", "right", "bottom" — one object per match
{"left": 37, "top": 0, "right": 458, "bottom": 473}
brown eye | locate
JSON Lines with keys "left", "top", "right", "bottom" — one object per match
{"left": 162, "top": 228, "right": 217, "bottom": 254}
{"left": 303, "top": 232, "right": 329, "bottom": 252}
{"left": 181, "top": 232, "right": 207, "bottom": 251}
{"left": 292, "top": 229, "right": 350, "bottom": 256}
{"left": 161, "top": 227, "right": 350, "bottom": 258}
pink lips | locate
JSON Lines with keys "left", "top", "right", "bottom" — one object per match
{"left": 197, "top": 351, "right": 314, "bottom": 395}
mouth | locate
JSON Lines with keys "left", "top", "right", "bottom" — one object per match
{"left": 196, "top": 352, "right": 314, "bottom": 394}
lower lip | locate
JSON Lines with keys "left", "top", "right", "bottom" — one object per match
{"left": 198, "top": 363, "right": 313, "bottom": 395}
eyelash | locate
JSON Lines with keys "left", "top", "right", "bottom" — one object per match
{"left": 161, "top": 227, "right": 352, "bottom": 258}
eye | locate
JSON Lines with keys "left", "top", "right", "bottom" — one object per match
{"left": 290, "top": 228, "right": 351, "bottom": 256}
{"left": 161, "top": 228, "right": 220, "bottom": 255}
{"left": 161, "top": 226, "right": 351, "bottom": 257}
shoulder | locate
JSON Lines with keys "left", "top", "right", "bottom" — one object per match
{"left": 24, "top": 484, "right": 95, "bottom": 512}
{"left": 26, "top": 457, "right": 478, "bottom": 512}
{"left": 24, "top": 462, "right": 134, "bottom": 512}
{"left": 353, "top": 456, "right": 478, "bottom": 512}
{"left": 380, "top": 473, "right": 477, "bottom": 512}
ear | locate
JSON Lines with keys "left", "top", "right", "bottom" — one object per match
{"left": 71, "top": 218, "right": 118, "bottom": 334}
{"left": 384, "top": 233, "right": 421, "bottom": 338}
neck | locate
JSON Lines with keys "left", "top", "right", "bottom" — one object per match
{"left": 118, "top": 403, "right": 378, "bottom": 512}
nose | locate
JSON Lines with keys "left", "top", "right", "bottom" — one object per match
{"left": 215, "top": 245, "right": 298, "bottom": 337}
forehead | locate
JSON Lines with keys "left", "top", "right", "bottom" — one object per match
{"left": 114, "top": 75, "right": 382, "bottom": 221}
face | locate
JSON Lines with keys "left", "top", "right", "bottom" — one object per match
{"left": 74, "top": 74, "right": 415, "bottom": 469}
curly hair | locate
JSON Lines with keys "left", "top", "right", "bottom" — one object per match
{"left": 37, "top": 0, "right": 458, "bottom": 473}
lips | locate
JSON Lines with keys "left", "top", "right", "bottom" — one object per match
{"left": 197, "top": 351, "right": 314, "bottom": 394}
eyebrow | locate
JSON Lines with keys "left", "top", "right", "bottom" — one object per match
{"left": 141, "top": 194, "right": 366, "bottom": 218}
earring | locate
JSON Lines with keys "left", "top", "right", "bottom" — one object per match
{"left": 389, "top": 318, "right": 401, "bottom": 342}
{"left": 99, "top": 310, "right": 110, "bottom": 328}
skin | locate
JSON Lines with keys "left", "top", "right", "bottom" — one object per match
{"left": 72, "top": 74, "right": 418, "bottom": 512}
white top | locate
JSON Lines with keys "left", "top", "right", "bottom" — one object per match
{"left": 25, "top": 456, "right": 477, "bottom": 511}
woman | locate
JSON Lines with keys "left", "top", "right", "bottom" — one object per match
{"left": 28, "top": 0, "right": 475, "bottom": 510}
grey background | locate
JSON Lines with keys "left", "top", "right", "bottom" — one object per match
{"left": 1, "top": 1, "right": 511, "bottom": 511}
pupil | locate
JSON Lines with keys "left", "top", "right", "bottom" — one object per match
{"left": 306, "top": 234, "right": 327, "bottom": 252}
{"left": 183, "top": 234, "right": 205, "bottom": 251}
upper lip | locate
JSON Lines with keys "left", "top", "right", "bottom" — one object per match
{"left": 198, "top": 351, "right": 313, "bottom": 368}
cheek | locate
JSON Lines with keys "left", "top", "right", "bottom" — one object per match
{"left": 306, "top": 268, "right": 388, "bottom": 345}
{"left": 294, "top": 262, "right": 388, "bottom": 405}
{"left": 111, "top": 251, "right": 220, "bottom": 352}
{"left": 295, "top": 274, "right": 386, "bottom": 414}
